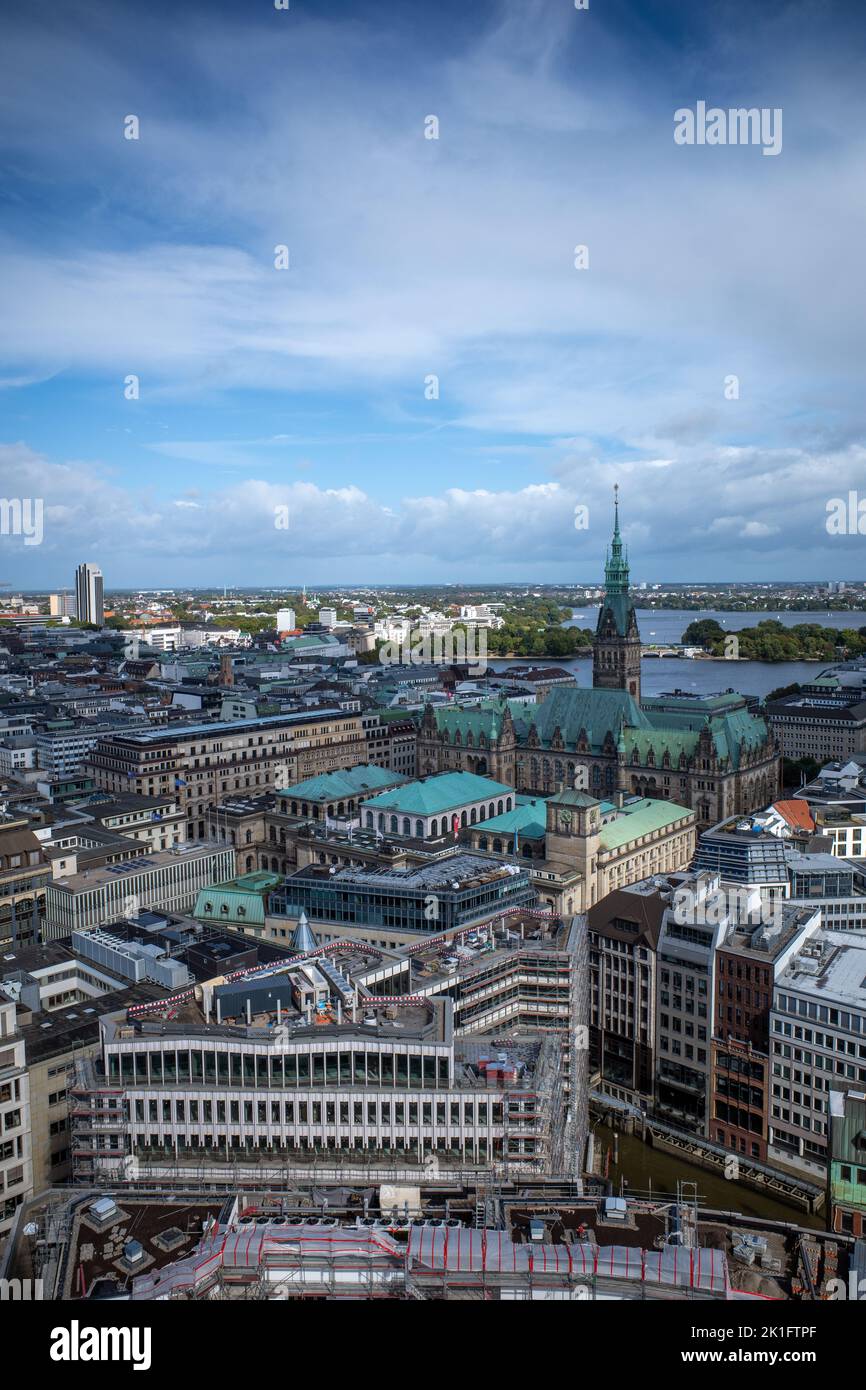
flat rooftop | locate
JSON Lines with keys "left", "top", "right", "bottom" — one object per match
{"left": 722, "top": 907, "right": 818, "bottom": 962}
{"left": 18, "top": 982, "right": 168, "bottom": 1063}
{"left": 49, "top": 842, "right": 229, "bottom": 893}
{"left": 779, "top": 931, "right": 866, "bottom": 1008}
{"left": 289, "top": 853, "right": 527, "bottom": 893}
{"left": 110, "top": 994, "right": 449, "bottom": 1047}
{"left": 99, "top": 709, "right": 348, "bottom": 746}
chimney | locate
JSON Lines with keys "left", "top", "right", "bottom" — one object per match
{"left": 220, "top": 653, "right": 234, "bottom": 687}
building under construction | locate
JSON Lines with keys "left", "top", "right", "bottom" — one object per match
{"left": 4, "top": 1177, "right": 859, "bottom": 1303}
{"left": 68, "top": 913, "right": 589, "bottom": 1187}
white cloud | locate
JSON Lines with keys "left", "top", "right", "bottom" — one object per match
{"left": 3, "top": 438, "right": 865, "bottom": 583}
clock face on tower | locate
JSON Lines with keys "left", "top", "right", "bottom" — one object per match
{"left": 560, "top": 809, "right": 572, "bottom": 829}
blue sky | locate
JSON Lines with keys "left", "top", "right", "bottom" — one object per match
{"left": 1, "top": 0, "right": 865, "bottom": 587}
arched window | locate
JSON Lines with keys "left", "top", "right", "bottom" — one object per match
{"left": 390, "top": 816, "right": 398, "bottom": 833}
{"left": 470, "top": 808, "right": 477, "bottom": 824}
{"left": 366, "top": 811, "right": 373, "bottom": 828}
{"left": 415, "top": 819, "right": 424, "bottom": 837}
{"left": 402, "top": 817, "right": 411, "bottom": 835}
{"left": 497, "top": 800, "right": 503, "bottom": 815}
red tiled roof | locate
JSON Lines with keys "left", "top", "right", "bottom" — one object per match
{"left": 772, "top": 799, "right": 815, "bottom": 833}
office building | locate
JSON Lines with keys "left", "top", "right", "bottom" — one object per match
{"left": 48, "top": 593, "right": 77, "bottom": 618}
{"left": 828, "top": 1089, "right": 866, "bottom": 1237}
{"left": 74, "top": 563, "right": 104, "bottom": 627}
{"left": 0, "top": 819, "right": 50, "bottom": 949}
{"left": 770, "top": 932, "right": 866, "bottom": 1179}
{"left": 274, "top": 854, "right": 536, "bottom": 948}
{"left": 711, "top": 904, "right": 820, "bottom": 1163}
{"left": 87, "top": 709, "right": 367, "bottom": 840}
{"left": 43, "top": 843, "right": 235, "bottom": 937}
{"left": 0, "top": 990, "right": 32, "bottom": 1242}
{"left": 655, "top": 872, "right": 733, "bottom": 1134}
{"left": 71, "top": 996, "right": 570, "bottom": 1182}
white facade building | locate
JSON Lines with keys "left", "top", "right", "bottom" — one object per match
{"left": 0, "top": 992, "right": 33, "bottom": 1241}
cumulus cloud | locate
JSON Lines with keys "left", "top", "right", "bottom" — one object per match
{"left": 3, "top": 438, "right": 865, "bottom": 585}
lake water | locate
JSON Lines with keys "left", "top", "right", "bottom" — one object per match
{"left": 490, "top": 607, "right": 863, "bottom": 700}
{"left": 563, "top": 606, "right": 866, "bottom": 644}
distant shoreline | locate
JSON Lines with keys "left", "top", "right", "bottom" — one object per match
{"left": 491, "top": 652, "right": 826, "bottom": 665}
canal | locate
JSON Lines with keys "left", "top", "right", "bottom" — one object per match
{"left": 594, "top": 1121, "right": 825, "bottom": 1229}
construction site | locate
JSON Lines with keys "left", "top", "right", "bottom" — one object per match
{"left": 3, "top": 1175, "right": 861, "bottom": 1303}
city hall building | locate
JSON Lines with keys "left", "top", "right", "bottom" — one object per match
{"left": 417, "top": 497, "right": 781, "bottom": 829}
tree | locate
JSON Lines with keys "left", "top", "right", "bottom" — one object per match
{"left": 682, "top": 618, "right": 725, "bottom": 648}
{"left": 783, "top": 756, "right": 819, "bottom": 788}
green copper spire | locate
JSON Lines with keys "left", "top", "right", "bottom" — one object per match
{"left": 604, "top": 483, "right": 629, "bottom": 596}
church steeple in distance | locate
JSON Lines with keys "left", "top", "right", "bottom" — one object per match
{"left": 593, "top": 484, "right": 642, "bottom": 703}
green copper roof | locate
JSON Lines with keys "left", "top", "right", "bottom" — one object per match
{"left": 364, "top": 770, "right": 515, "bottom": 816}
{"left": 478, "top": 796, "right": 548, "bottom": 840}
{"left": 429, "top": 699, "right": 513, "bottom": 740}
{"left": 628, "top": 706, "right": 771, "bottom": 770}
{"left": 546, "top": 787, "right": 600, "bottom": 808}
{"left": 528, "top": 687, "right": 650, "bottom": 753}
{"left": 279, "top": 764, "right": 406, "bottom": 802}
{"left": 192, "top": 870, "right": 282, "bottom": 926}
{"left": 623, "top": 727, "right": 701, "bottom": 763}
{"left": 599, "top": 797, "right": 693, "bottom": 851}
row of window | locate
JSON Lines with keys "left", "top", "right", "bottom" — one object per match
{"left": 108, "top": 1048, "right": 452, "bottom": 1089}
{"left": 126, "top": 1097, "right": 504, "bottom": 1127}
